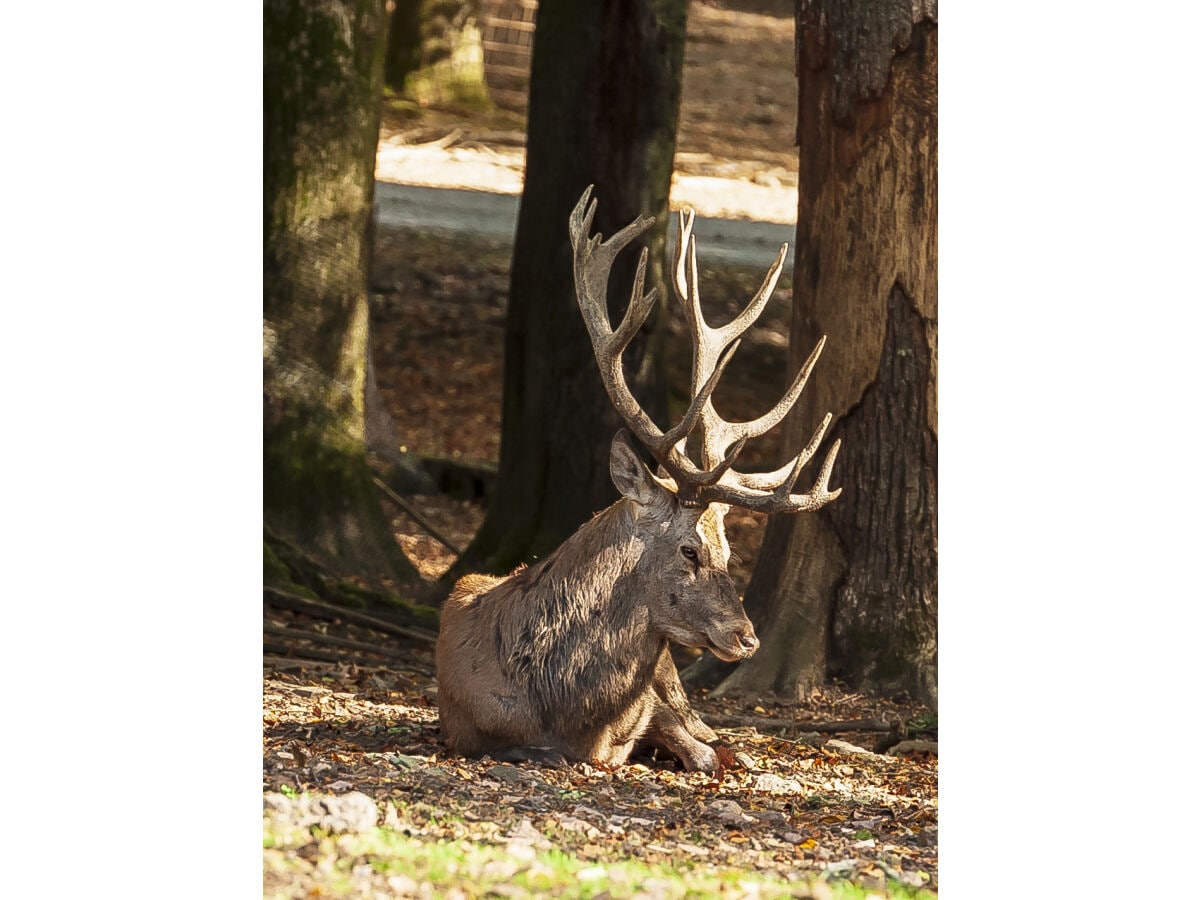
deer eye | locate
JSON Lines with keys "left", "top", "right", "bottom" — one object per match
{"left": 680, "top": 546, "right": 699, "bottom": 563}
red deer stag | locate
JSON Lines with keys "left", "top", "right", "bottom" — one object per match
{"left": 435, "top": 186, "right": 842, "bottom": 773}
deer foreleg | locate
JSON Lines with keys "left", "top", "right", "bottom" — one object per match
{"left": 644, "top": 698, "right": 719, "bottom": 774}
{"left": 653, "top": 649, "right": 718, "bottom": 742}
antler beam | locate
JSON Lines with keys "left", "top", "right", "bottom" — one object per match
{"left": 571, "top": 185, "right": 841, "bottom": 514}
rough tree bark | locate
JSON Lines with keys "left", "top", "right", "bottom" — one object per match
{"left": 712, "top": 0, "right": 937, "bottom": 707}
{"left": 264, "top": 0, "right": 418, "bottom": 585}
{"left": 449, "top": 0, "right": 689, "bottom": 578}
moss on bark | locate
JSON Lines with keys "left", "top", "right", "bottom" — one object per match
{"left": 264, "top": 0, "right": 419, "bottom": 587}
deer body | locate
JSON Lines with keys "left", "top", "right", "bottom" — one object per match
{"left": 437, "top": 438, "right": 755, "bottom": 772}
{"left": 435, "top": 187, "right": 842, "bottom": 774}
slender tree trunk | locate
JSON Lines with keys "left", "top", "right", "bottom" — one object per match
{"left": 264, "top": 0, "right": 417, "bottom": 585}
{"left": 450, "top": 0, "right": 689, "bottom": 578}
{"left": 385, "top": 0, "right": 490, "bottom": 107}
{"left": 385, "top": 0, "right": 423, "bottom": 91}
{"left": 715, "top": 0, "right": 937, "bottom": 707}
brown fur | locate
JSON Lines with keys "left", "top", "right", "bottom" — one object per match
{"left": 435, "top": 434, "right": 758, "bottom": 773}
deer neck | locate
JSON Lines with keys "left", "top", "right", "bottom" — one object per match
{"left": 516, "top": 498, "right": 656, "bottom": 651}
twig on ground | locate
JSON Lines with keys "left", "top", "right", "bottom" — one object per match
{"left": 264, "top": 586, "right": 438, "bottom": 644}
{"left": 263, "top": 623, "right": 408, "bottom": 660}
{"left": 262, "top": 655, "right": 394, "bottom": 673}
{"left": 373, "top": 477, "right": 465, "bottom": 557}
{"left": 703, "top": 712, "right": 897, "bottom": 734}
{"left": 400, "top": 128, "right": 463, "bottom": 150}
{"left": 746, "top": 732, "right": 823, "bottom": 746}
{"left": 264, "top": 642, "right": 356, "bottom": 666}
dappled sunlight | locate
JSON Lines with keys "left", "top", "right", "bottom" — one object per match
{"left": 671, "top": 172, "right": 797, "bottom": 225}
{"left": 374, "top": 137, "right": 798, "bottom": 224}
{"left": 376, "top": 133, "right": 526, "bottom": 196}
{"left": 264, "top": 656, "right": 937, "bottom": 897}
{"left": 375, "top": 0, "right": 800, "bottom": 225}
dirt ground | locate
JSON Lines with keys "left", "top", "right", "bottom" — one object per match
{"left": 265, "top": 2, "right": 938, "bottom": 895}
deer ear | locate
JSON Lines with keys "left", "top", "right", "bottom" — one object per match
{"left": 609, "top": 430, "right": 665, "bottom": 507}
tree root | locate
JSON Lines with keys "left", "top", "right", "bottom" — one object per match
{"left": 265, "top": 586, "right": 437, "bottom": 644}
{"left": 703, "top": 712, "right": 897, "bottom": 734}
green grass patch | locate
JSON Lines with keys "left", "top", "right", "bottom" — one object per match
{"left": 263, "top": 822, "right": 936, "bottom": 899}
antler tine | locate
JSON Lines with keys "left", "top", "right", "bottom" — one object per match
{"left": 669, "top": 206, "right": 784, "bottom": 355}
{"left": 723, "top": 334, "right": 827, "bottom": 448}
{"left": 660, "top": 338, "right": 739, "bottom": 452}
{"left": 811, "top": 439, "right": 842, "bottom": 500}
{"left": 571, "top": 189, "right": 667, "bottom": 448}
{"left": 700, "top": 338, "right": 840, "bottom": 513}
{"left": 668, "top": 210, "right": 799, "bottom": 468}
{"left": 670, "top": 210, "right": 737, "bottom": 469}
{"left": 703, "top": 438, "right": 843, "bottom": 514}
{"left": 735, "top": 412, "right": 832, "bottom": 491}
{"left": 571, "top": 187, "right": 715, "bottom": 485}
{"left": 608, "top": 246, "right": 659, "bottom": 352}
{"left": 673, "top": 216, "right": 721, "bottom": 393}
{"left": 672, "top": 208, "right": 698, "bottom": 322}
{"left": 717, "top": 243, "right": 788, "bottom": 347}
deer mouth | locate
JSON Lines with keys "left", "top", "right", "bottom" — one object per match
{"left": 705, "top": 627, "right": 760, "bottom": 662}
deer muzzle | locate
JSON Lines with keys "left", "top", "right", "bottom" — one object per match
{"left": 706, "top": 621, "right": 759, "bottom": 662}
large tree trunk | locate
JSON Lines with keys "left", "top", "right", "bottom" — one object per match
{"left": 264, "top": 0, "right": 417, "bottom": 585}
{"left": 449, "top": 0, "right": 688, "bottom": 578}
{"left": 714, "top": 0, "right": 937, "bottom": 707}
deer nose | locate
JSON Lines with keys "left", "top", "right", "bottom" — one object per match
{"left": 735, "top": 628, "right": 759, "bottom": 653}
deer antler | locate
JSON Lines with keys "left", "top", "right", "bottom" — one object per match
{"left": 570, "top": 186, "right": 841, "bottom": 513}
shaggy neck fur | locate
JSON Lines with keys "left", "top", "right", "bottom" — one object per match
{"left": 490, "top": 498, "right": 663, "bottom": 729}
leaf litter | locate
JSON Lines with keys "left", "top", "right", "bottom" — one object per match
{"left": 264, "top": 645, "right": 937, "bottom": 897}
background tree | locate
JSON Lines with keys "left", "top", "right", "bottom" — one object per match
{"left": 450, "top": 0, "right": 690, "bottom": 577}
{"left": 264, "top": 0, "right": 418, "bottom": 586}
{"left": 385, "top": 0, "right": 491, "bottom": 108}
{"left": 705, "top": 0, "right": 937, "bottom": 706}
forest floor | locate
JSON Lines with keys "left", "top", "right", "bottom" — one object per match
{"left": 264, "top": 2, "right": 938, "bottom": 896}
{"left": 264, "top": 639, "right": 937, "bottom": 899}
